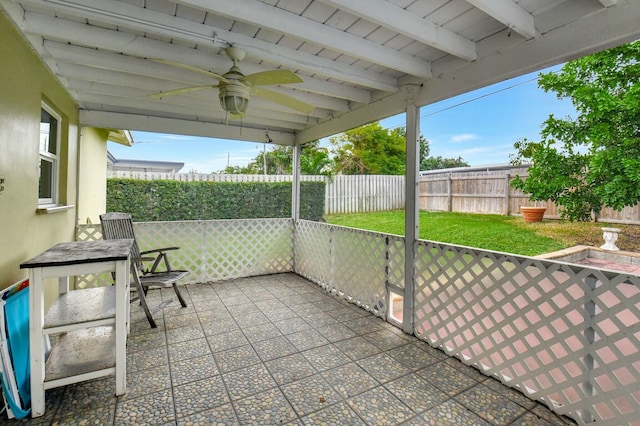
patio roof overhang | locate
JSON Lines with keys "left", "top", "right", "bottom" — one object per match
{"left": 2, "top": 0, "right": 640, "bottom": 146}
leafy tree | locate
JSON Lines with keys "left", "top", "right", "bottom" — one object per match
{"left": 225, "top": 122, "right": 469, "bottom": 176}
{"left": 257, "top": 145, "right": 292, "bottom": 174}
{"left": 218, "top": 165, "right": 250, "bottom": 174}
{"left": 511, "top": 41, "right": 640, "bottom": 221}
{"left": 422, "top": 155, "right": 469, "bottom": 170}
{"left": 300, "top": 141, "right": 332, "bottom": 176}
{"left": 330, "top": 122, "right": 406, "bottom": 175}
{"left": 220, "top": 140, "right": 330, "bottom": 175}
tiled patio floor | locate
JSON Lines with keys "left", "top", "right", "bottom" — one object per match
{"left": 6, "top": 273, "right": 576, "bottom": 425}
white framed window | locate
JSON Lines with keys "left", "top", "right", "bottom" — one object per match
{"left": 39, "top": 103, "right": 60, "bottom": 205}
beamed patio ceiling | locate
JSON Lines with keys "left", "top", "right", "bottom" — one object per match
{"left": 2, "top": 0, "right": 639, "bottom": 146}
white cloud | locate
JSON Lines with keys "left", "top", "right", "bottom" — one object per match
{"left": 450, "top": 133, "right": 479, "bottom": 143}
{"left": 162, "top": 134, "right": 193, "bottom": 141}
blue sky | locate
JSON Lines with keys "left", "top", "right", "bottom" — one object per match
{"left": 107, "top": 65, "right": 576, "bottom": 173}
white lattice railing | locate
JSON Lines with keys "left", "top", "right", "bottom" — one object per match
{"left": 76, "top": 218, "right": 293, "bottom": 287}
{"left": 77, "top": 218, "right": 640, "bottom": 424}
{"left": 412, "top": 241, "right": 640, "bottom": 426}
{"left": 294, "top": 221, "right": 405, "bottom": 319}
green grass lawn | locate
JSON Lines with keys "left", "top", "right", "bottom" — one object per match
{"left": 324, "top": 210, "right": 568, "bottom": 256}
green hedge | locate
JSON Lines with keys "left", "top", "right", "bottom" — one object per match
{"left": 106, "top": 178, "right": 325, "bottom": 222}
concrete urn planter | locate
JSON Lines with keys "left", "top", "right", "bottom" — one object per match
{"left": 520, "top": 206, "right": 546, "bottom": 223}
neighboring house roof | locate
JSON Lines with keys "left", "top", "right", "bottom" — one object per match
{"left": 106, "top": 129, "right": 183, "bottom": 172}
{"left": 107, "top": 151, "right": 184, "bottom": 173}
{"left": 419, "top": 163, "right": 531, "bottom": 176}
{"left": 107, "top": 129, "right": 134, "bottom": 146}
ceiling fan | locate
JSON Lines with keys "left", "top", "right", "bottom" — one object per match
{"left": 149, "top": 47, "right": 314, "bottom": 117}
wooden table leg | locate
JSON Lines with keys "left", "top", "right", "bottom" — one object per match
{"left": 29, "top": 268, "right": 45, "bottom": 418}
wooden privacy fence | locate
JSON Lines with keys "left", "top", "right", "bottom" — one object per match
{"left": 419, "top": 165, "right": 640, "bottom": 224}
{"left": 419, "top": 166, "right": 540, "bottom": 216}
{"left": 108, "top": 171, "right": 405, "bottom": 215}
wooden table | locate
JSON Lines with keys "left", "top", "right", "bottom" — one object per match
{"left": 20, "top": 239, "right": 133, "bottom": 418}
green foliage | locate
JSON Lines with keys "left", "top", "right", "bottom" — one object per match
{"left": 421, "top": 155, "right": 469, "bottom": 170}
{"left": 255, "top": 144, "right": 292, "bottom": 175}
{"left": 300, "top": 142, "right": 332, "bottom": 175}
{"left": 106, "top": 178, "right": 325, "bottom": 221}
{"left": 330, "top": 122, "right": 406, "bottom": 175}
{"left": 218, "top": 141, "right": 331, "bottom": 176}
{"left": 511, "top": 40, "right": 640, "bottom": 221}
{"left": 329, "top": 122, "right": 469, "bottom": 175}
{"left": 221, "top": 124, "right": 469, "bottom": 177}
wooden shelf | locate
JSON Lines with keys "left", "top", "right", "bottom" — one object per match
{"left": 44, "top": 326, "right": 115, "bottom": 387}
{"left": 43, "top": 287, "right": 116, "bottom": 333}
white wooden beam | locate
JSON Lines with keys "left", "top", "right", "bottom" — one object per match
{"left": 19, "top": 0, "right": 397, "bottom": 92}
{"left": 39, "top": 40, "right": 215, "bottom": 86}
{"left": 77, "top": 93, "right": 309, "bottom": 131}
{"left": 56, "top": 59, "right": 332, "bottom": 121}
{"left": 79, "top": 110, "right": 296, "bottom": 145}
{"left": 42, "top": 40, "right": 349, "bottom": 113}
{"left": 319, "top": 0, "right": 476, "bottom": 61}
{"left": 42, "top": 38, "right": 370, "bottom": 104}
{"left": 176, "top": 0, "right": 432, "bottom": 79}
{"left": 26, "top": 10, "right": 372, "bottom": 102}
{"left": 466, "top": 0, "right": 536, "bottom": 39}
{"left": 296, "top": 90, "right": 407, "bottom": 144}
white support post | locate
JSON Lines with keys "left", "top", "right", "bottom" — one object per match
{"left": 292, "top": 143, "right": 301, "bottom": 222}
{"left": 403, "top": 86, "right": 420, "bottom": 335}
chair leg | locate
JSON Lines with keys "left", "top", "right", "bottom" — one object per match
{"left": 173, "top": 283, "right": 187, "bottom": 308}
{"left": 131, "top": 268, "right": 157, "bottom": 328}
{"left": 137, "top": 287, "right": 157, "bottom": 328}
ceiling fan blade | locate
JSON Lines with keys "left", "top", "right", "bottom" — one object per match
{"left": 244, "top": 70, "right": 303, "bottom": 86}
{"left": 252, "top": 87, "right": 315, "bottom": 114}
{"left": 152, "top": 59, "right": 229, "bottom": 83}
{"left": 148, "top": 85, "right": 217, "bottom": 99}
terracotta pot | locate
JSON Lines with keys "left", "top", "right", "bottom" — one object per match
{"left": 520, "top": 206, "right": 546, "bottom": 223}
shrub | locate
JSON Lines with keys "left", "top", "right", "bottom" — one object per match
{"left": 106, "top": 178, "right": 325, "bottom": 221}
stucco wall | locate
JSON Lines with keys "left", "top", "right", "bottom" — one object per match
{"left": 77, "top": 127, "right": 109, "bottom": 225}
{"left": 0, "top": 13, "right": 81, "bottom": 300}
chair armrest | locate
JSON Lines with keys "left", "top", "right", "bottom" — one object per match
{"left": 140, "top": 247, "right": 180, "bottom": 255}
{"left": 127, "top": 257, "right": 156, "bottom": 276}
{"left": 132, "top": 256, "right": 155, "bottom": 263}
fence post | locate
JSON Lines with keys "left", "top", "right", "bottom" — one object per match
{"left": 447, "top": 173, "right": 453, "bottom": 212}
{"left": 505, "top": 174, "right": 511, "bottom": 215}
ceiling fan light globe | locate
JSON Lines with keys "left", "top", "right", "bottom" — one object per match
{"left": 220, "top": 94, "right": 249, "bottom": 115}
{"left": 219, "top": 81, "right": 250, "bottom": 114}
